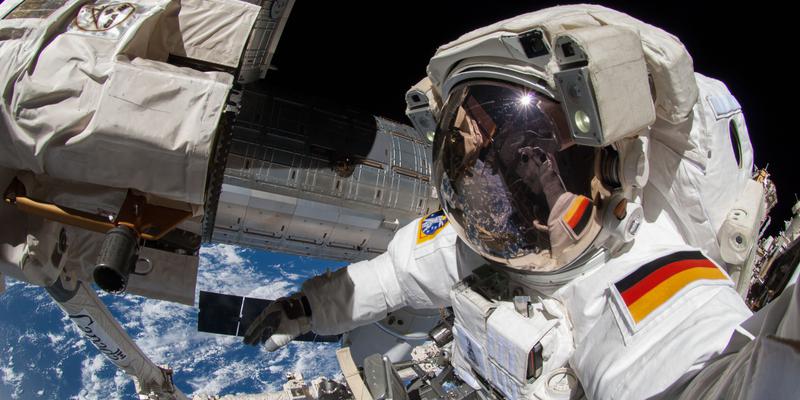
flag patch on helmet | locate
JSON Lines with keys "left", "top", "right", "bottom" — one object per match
{"left": 562, "top": 195, "right": 592, "bottom": 236}
{"left": 417, "top": 210, "right": 448, "bottom": 244}
{"left": 613, "top": 251, "right": 730, "bottom": 326}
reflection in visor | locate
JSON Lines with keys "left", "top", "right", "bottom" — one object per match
{"left": 434, "top": 80, "right": 599, "bottom": 270}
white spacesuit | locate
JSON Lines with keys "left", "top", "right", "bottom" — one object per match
{"left": 242, "top": 5, "right": 800, "bottom": 399}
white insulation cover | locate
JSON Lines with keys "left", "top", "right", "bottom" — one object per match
{"left": 172, "top": 0, "right": 260, "bottom": 68}
{"left": 0, "top": 0, "right": 234, "bottom": 207}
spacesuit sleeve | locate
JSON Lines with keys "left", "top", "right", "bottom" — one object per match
{"left": 302, "top": 214, "right": 472, "bottom": 335}
{"left": 675, "top": 283, "right": 799, "bottom": 399}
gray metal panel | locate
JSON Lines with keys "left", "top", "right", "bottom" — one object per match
{"left": 245, "top": 187, "right": 297, "bottom": 214}
{"left": 393, "top": 174, "right": 418, "bottom": 212}
{"left": 214, "top": 187, "right": 249, "bottom": 231}
{"left": 294, "top": 199, "right": 340, "bottom": 223}
{"left": 212, "top": 227, "right": 241, "bottom": 246}
{"left": 337, "top": 207, "right": 382, "bottom": 230}
{"left": 243, "top": 209, "right": 292, "bottom": 238}
{"left": 287, "top": 201, "right": 340, "bottom": 244}
{"left": 365, "top": 130, "right": 392, "bottom": 165}
{"left": 376, "top": 117, "right": 426, "bottom": 143}
{"left": 389, "top": 134, "right": 431, "bottom": 177}
{"left": 352, "top": 165, "right": 385, "bottom": 206}
{"left": 416, "top": 140, "right": 431, "bottom": 176}
{"left": 287, "top": 218, "right": 335, "bottom": 244}
{"left": 215, "top": 202, "right": 247, "bottom": 231}
{"left": 328, "top": 224, "right": 370, "bottom": 251}
{"left": 300, "top": 162, "right": 338, "bottom": 195}
{"left": 215, "top": 184, "right": 395, "bottom": 261}
{"left": 237, "top": 0, "right": 295, "bottom": 84}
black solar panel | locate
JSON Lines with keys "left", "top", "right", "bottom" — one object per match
{"left": 197, "top": 291, "right": 242, "bottom": 336}
{"left": 239, "top": 296, "right": 272, "bottom": 335}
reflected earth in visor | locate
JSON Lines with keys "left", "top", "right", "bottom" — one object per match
{"left": 433, "top": 80, "right": 600, "bottom": 271}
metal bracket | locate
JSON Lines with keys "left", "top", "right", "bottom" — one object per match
{"left": 3, "top": 177, "right": 191, "bottom": 241}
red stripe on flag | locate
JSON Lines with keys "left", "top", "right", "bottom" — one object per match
{"left": 621, "top": 259, "right": 716, "bottom": 306}
{"left": 567, "top": 197, "right": 590, "bottom": 228}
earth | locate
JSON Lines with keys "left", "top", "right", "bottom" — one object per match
{"left": 0, "top": 244, "right": 347, "bottom": 399}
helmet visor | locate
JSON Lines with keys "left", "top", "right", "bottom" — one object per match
{"left": 432, "top": 80, "right": 601, "bottom": 271}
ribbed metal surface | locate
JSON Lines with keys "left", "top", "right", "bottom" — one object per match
{"left": 237, "top": 0, "right": 295, "bottom": 84}
{"left": 213, "top": 89, "right": 438, "bottom": 262}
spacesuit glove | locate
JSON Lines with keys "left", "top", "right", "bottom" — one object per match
{"left": 242, "top": 292, "right": 312, "bottom": 351}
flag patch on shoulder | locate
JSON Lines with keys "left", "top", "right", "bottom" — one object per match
{"left": 417, "top": 210, "right": 448, "bottom": 244}
{"left": 613, "top": 250, "right": 730, "bottom": 326}
{"left": 562, "top": 195, "right": 592, "bottom": 236}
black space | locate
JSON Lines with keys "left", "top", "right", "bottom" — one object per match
{"left": 264, "top": 1, "right": 797, "bottom": 232}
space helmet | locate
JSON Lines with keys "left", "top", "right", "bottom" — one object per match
{"left": 403, "top": 6, "right": 692, "bottom": 273}
{"left": 432, "top": 78, "right": 604, "bottom": 272}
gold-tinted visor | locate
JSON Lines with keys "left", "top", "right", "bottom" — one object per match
{"left": 432, "top": 80, "right": 601, "bottom": 272}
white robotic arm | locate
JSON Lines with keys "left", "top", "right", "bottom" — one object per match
{"left": 48, "top": 275, "right": 189, "bottom": 400}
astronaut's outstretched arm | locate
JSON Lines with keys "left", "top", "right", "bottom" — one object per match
{"left": 301, "top": 213, "right": 472, "bottom": 335}
{"left": 243, "top": 213, "right": 467, "bottom": 347}
{"left": 676, "top": 283, "right": 799, "bottom": 399}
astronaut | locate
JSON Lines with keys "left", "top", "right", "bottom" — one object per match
{"left": 244, "top": 5, "right": 798, "bottom": 399}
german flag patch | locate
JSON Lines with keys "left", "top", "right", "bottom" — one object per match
{"left": 562, "top": 195, "right": 592, "bottom": 237}
{"left": 417, "top": 210, "right": 449, "bottom": 244}
{"left": 613, "top": 250, "right": 730, "bottom": 328}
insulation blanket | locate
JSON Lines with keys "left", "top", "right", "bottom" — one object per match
{"left": 0, "top": 0, "right": 235, "bottom": 207}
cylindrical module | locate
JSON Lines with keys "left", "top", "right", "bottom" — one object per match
{"left": 209, "top": 88, "right": 440, "bottom": 262}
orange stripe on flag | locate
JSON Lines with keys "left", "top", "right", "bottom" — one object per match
{"left": 621, "top": 259, "right": 716, "bottom": 306}
{"left": 627, "top": 266, "right": 727, "bottom": 323}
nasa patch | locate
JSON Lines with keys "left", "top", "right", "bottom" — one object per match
{"left": 417, "top": 210, "right": 449, "bottom": 244}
